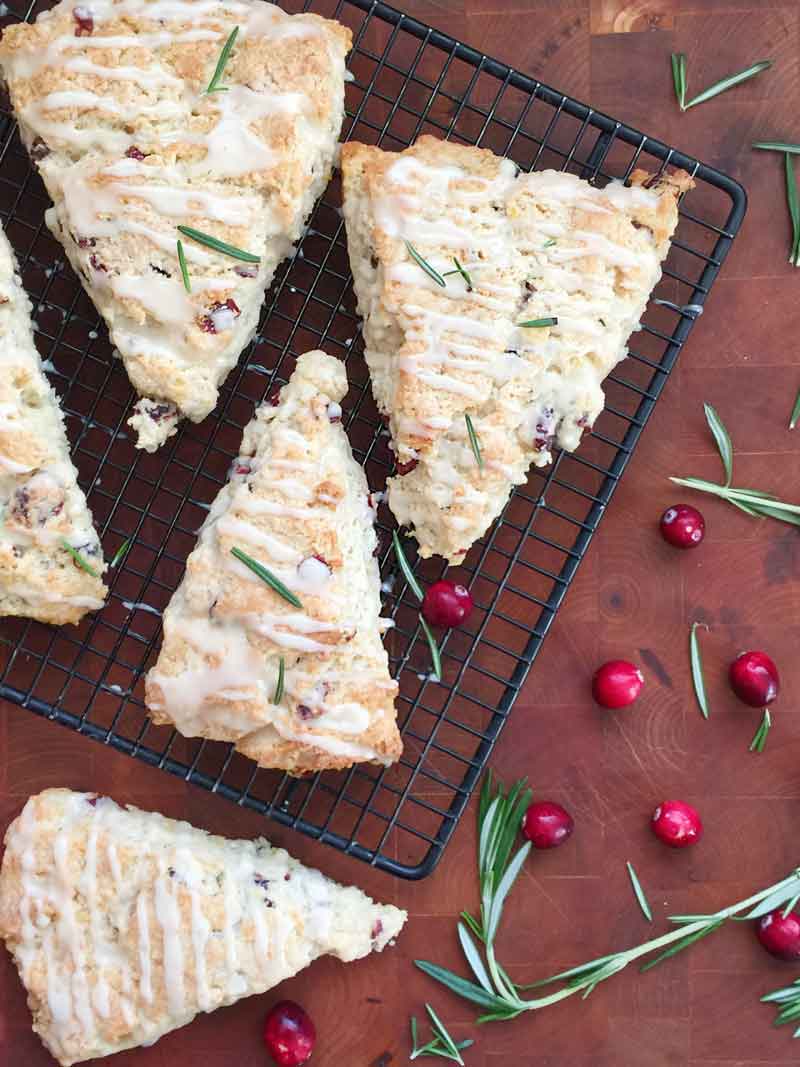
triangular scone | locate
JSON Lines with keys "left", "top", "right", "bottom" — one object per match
{"left": 0, "top": 789, "right": 406, "bottom": 1066}
{"left": 341, "top": 136, "right": 692, "bottom": 563}
{"left": 146, "top": 350, "right": 400, "bottom": 774}
{"left": 0, "top": 1, "right": 351, "bottom": 452}
{"left": 0, "top": 226, "right": 106, "bottom": 624}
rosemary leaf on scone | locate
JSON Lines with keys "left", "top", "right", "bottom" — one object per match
{"left": 177, "top": 239, "right": 191, "bottom": 293}
{"left": 690, "top": 621, "right": 710, "bottom": 720}
{"left": 410, "top": 1004, "right": 473, "bottom": 1063}
{"left": 465, "top": 413, "right": 483, "bottom": 470}
{"left": 205, "top": 25, "right": 239, "bottom": 94}
{"left": 627, "top": 862, "right": 653, "bottom": 922}
{"left": 61, "top": 538, "right": 99, "bottom": 577}
{"left": 110, "top": 538, "right": 131, "bottom": 569}
{"left": 749, "top": 709, "right": 771, "bottom": 754}
{"left": 416, "top": 770, "right": 800, "bottom": 1026}
{"left": 672, "top": 56, "right": 771, "bottom": 112}
{"left": 517, "top": 317, "right": 558, "bottom": 328}
{"left": 449, "top": 256, "right": 473, "bottom": 290}
{"left": 406, "top": 241, "right": 446, "bottom": 287}
{"left": 420, "top": 616, "right": 443, "bottom": 683}
{"left": 177, "top": 225, "right": 260, "bottom": 263}
{"left": 703, "top": 402, "right": 733, "bottom": 486}
{"left": 273, "top": 656, "right": 285, "bottom": 705}
{"left": 392, "top": 530, "right": 424, "bottom": 602}
{"left": 230, "top": 546, "right": 302, "bottom": 607}
{"left": 789, "top": 386, "right": 800, "bottom": 430}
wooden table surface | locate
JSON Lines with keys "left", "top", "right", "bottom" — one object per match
{"left": 2, "top": 0, "right": 800, "bottom": 1065}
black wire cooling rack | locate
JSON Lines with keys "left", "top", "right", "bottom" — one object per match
{"left": 0, "top": 0, "right": 745, "bottom": 879}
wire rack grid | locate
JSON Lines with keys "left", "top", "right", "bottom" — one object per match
{"left": 0, "top": 0, "right": 745, "bottom": 879}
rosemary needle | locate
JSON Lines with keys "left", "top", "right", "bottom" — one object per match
{"left": 60, "top": 538, "right": 99, "bottom": 577}
{"left": 177, "top": 239, "right": 191, "bottom": 293}
{"left": 205, "top": 26, "right": 239, "bottom": 94}
{"left": 177, "top": 225, "right": 260, "bottom": 264}
{"left": 406, "top": 241, "right": 446, "bottom": 287}
{"left": 464, "top": 413, "right": 483, "bottom": 470}
{"left": 230, "top": 547, "right": 302, "bottom": 608}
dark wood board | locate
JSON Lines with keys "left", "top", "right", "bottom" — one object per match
{"left": 2, "top": 0, "right": 799, "bottom": 1064}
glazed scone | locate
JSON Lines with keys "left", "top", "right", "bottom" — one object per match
{"left": 341, "top": 136, "right": 693, "bottom": 563}
{"left": 0, "top": 0, "right": 351, "bottom": 451}
{"left": 146, "top": 350, "right": 401, "bottom": 774}
{"left": 0, "top": 226, "right": 106, "bottom": 624}
{"left": 0, "top": 788, "right": 407, "bottom": 1066}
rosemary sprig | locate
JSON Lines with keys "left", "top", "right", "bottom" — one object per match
{"left": 177, "top": 239, "right": 191, "bottom": 293}
{"left": 110, "top": 537, "right": 131, "bottom": 569}
{"left": 671, "top": 54, "right": 772, "bottom": 112}
{"left": 704, "top": 402, "right": 732, "bottom": 486}
{"left": 392, "top": 530, "right": 424, "bottom": 601}
{"left": 626, "top": 862, "right": 652, "bottom": 922}
{"left": 690, "top": 622, "right": 710, "bottom": 720}
{"left": 410, "top": 1005, "right": 473, "bottom": 1063}
{"left": 420, "top": 617, "right": 442, "bottom": 682}
{"left": 785, "top": 152, "right": 800, "bottom": 267}
{"left": 672, "top": 406, "right": 800, "bottom": 527}
{"left": 517, "top": 317, "right": 557, "bottom": 328}
{"left": 205, "top": 26, "right": 239, "bottom": 94}
{"left": 789, "top": 386, "right": 800, "bottom": 430}
{"left": 753, "top": 141, "right": 800, "bottom": 155}
{"left": 417, "top": 771, "right": 800, "bottom": 1024}
{"left": 783, "top": 894, "right": 800, "bottom": 920}
{"left": 465, "top": 413, "right": 483, "bottom": 470}
{"left": 177, "top": 225, "right": 260, "bottom": 264}
{"left": 406, "top": 241, "right": 446, "bottom": 287}
{"left": 230, "top": 546, "right": 302, "bottom": 608}
{"left": 60, "top": 538, "right": 99, "bottom": 577}
{"left": 543, "top": 238, "right": 557, "bottom": 248}
{"left": 749, "top": 709, "right": 771, "bottom": 754}
{"left": 273, "top": 656, "right": 285, "bottom": 705}
{"left": 442, "top": 257, "right": 473, "bottom": 291}
{"left": 762, "top": 976, "right": 800, "bottom": 1038}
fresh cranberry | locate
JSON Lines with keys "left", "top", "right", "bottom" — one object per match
{"left": 651, "top": 800, "right": 703, "bottom": 848}
{"left": 592, "top": 660, "right": 643, "bottom": 709}
{"left": 89, "top": 253, "right": 107, "bottom": 272}
{"left": 729, "top": 650, "right": 780, "bottom": 708}
{"left": 73, "top": 6, "right": 93, "bottom": 34}
{"left": 263, "top": 1001, "right": 316, "bottom": 1067}
{"left": 125, "top": 145, "right": 146, "bottom": 160}
{"left": 199, "top": 298, "right": 240, "bottom": 334}
{"left": 422, "top": 580, "right": 473, "bottom": 628}
{"left": 234, "top": 264, "right": 258, "bottom": 278}
{"left": 395, "top": 458, "right": 419, "bottom": 476}
{"left": 234, "top": 462, "right": 251, "bottom": 476}
{"left": 756, "top": 909, "right": 800, "bottom": 961}
{"left": 660, "top": 504, "right": 705, "bottom": 549}
{"left": 77, "top": 236, "right": 96, "bottom": 249}
{"left": 522, "top": 801, "right": 574, "bottom": 849}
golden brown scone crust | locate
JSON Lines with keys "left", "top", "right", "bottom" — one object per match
{"left": 145, "top": 350, "right": 400, "bottom": 775}
{"left": 0, "top": 0, "right": 351, "bottom": 450}
{"left": 0, "top": 788, "right": 406, "bottom": 1065}
{"left": 341, "top": 135, "right": 692, "bottom": 563}
{"left": 0, "top": 225, "right": 106, "bottom": 623}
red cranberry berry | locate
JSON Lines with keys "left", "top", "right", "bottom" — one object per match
{"left": 729, "top": 650, "right": 780, "bottom": 708}
{"left": 125, "top": 145, "right": 146, "bottom": 160}
{"left": 522, "top": 801, "right": 574, "bottom": 850}
{"left": 592, "top": 660, "right": 644, "bottom": 709}
{"left": 73, "top": 6, "right": 94, "bottom": 34}
{"left": 660, "top": 504, "right": 705, "bottom": 549}
{"left": 651, "top": 800, "right": 703, "bottom": 848}
{"left": 263, "top": 1001, "right": 316, "bottom": 1066}
{"left": 199, "top": 298, "right": 240, "bottom": 334}
{"left": 756, "top": 909, "right": 800, "bottom": 961}
{"left": 89, "top": 253, "right": 107, "bottom": 272}
{"left": 396, "top": 457, "right": 419, "bottom": 476}
{"left": 422, "top": 580, "right": 473, "bottom": 628}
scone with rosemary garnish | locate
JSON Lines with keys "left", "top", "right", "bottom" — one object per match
{"left": 0, "top": 0, "right": 351, "bottom": 451}
{"left": 341, "top": 135, "right": 692, "bottom": 563}
{"left": 0, "top": 225, "right": 106, "bottom": 624}
{"left": 146, "top": 350, "right": 400, "bottom": 774}
{"left": 0, "top": 788, "right": 406, "bottom": 1066}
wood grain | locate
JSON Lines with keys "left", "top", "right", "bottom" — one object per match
{"left": 2, "top": 0, "right": 800, "bottom": 1065}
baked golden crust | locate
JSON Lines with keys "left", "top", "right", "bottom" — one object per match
{"left": 0, "top": 0, "right": 351, "bottom": 450}
{"left": 341, "top": 135, "right": 693, "bottom": 563}
{"left": 0, "top": 225, "right": 106, "bottom": 624}
{"left": 145, "top": 350, "right": 401, "bottom": 775}
{"left": 0, "top": 788, "right": 406, "bottom": 1066}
